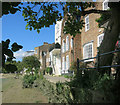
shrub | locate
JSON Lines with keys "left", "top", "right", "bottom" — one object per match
{"left": 69, "top": 62, "right": 77, "bottom": 74}
{"left": 46, "top": 67, "right": 53, "bottom": 75}
{"left": 70, "top": 62, "right": 86, "bottom": 74}
{"left": 22, "top": 74, "right": 38, "bottom": 88}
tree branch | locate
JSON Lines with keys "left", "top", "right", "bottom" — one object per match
{"left": 83, "top": 9, "right": 111, "bottom": 15}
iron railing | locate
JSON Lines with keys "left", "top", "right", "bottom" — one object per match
{"left": 77, "top": 48, "right": 120, "bottom": 71}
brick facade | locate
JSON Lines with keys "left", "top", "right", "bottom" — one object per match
{"left": 61, "top": 17, "right": 82, "bottom": 73}
{"left": 61, "top": 2, "right": 106, "bottom": 73}
{"left": 80, "top": 2, "right": 104, "bottom": 62}
{"left": 34, "top": 42, "right": 54, "bottom": 70}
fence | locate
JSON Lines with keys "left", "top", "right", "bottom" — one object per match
{"left": 77, "top": 48, "right": 120, "bottom": 73}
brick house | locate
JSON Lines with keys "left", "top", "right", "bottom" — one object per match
{"left": 80, "top": 2, "right": 104, "bottom": 63}
{"left": 34, "top": 42, "right": 54, "bottom": 70}
{"left": 60, "top": 1, "right": 110, "bottom": 73}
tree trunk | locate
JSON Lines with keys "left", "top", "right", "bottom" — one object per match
{"left": 98, "top": 4, "right": 120, "bottom": 75}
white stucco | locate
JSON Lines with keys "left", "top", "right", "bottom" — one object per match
{"left": 55, "top": 20, "right": 62, "bottom": 45}
{"left": 49, "top": 49, "right": 61, "bottom": 75}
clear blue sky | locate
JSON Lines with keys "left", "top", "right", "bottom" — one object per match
{"left": 2, "top": 8, "right": 55, "bottom": 60}
{"left": 2, "top": 11, "right": 55, "bottom": 51}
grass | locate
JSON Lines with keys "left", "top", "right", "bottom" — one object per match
{"left": 2, "top": 74, "right": 48, "bottom": 103}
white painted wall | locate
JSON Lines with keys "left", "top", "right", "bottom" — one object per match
{"left": 49, "top": 50, "right": 61, "bottom": 75}
{"left": 55, "top": 20, "right": 62, "bottom": 45}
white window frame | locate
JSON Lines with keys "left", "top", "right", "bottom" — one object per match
{"left": 71, "top": 38, "right": 73, "bottom": 48}
{"left": 103, "top": 0, "right": 109, "bottom": 10}
{"left": 66, "top": 55, "right": 69, "bottom": 70}
{"left": 62, "top": 39, "right": 66, "bottom": 53}
{"left": 83, "top": 42, "right": 93, "bottom": 62}
{"left": 66, "top": 36, "right": 69, "bottom": 51}
{"left": 53, "top": 56, "right": 56, "bottom": 65}
{"left": 97, "top": 33, "right": 104, "bottom": 47}
{"left": 62, "top": 57, "right": 65, "bottom": 70}
{"left": 62, "top": 39, "right": 64, "bottom": 53}
{"left": 85, "top": 15, "right": 90, "bottom": 32}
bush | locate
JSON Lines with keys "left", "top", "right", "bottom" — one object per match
{"left": 22, "top": 74, "right": 38, "bottom": 88}
{"left": 70, "top": 62, "right": 86, "bottom": 74}
{"left": 63, "top": 74, "right": 73, "bottom": 79}
{"left": 45, "top": 67, "right": 53, "bottom": 75}
{"left": 69, "top": 62, "right": 77, "bottom": 74}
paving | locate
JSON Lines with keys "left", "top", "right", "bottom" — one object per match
{"left": 44, "top": 75, "right": 70, "bottom": 83}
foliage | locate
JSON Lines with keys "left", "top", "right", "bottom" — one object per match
{"left": 16, "top": 61, "right": 24, "bottom": 73}
{"left": 2, "top": 2, "right": 21, "bottom": 17}
{"left": 2, "top": 39, "right": 23, "bottom": 72}
{"left": 39, "top": 73, "right": 44, "bottom": 80}
{"left": 62, "top": 74, "right": 73, "bottom": 79}
{"left": 70, "top": 62, "right": 86, "bottom": 74}
{"left": 2, "top": 2, "right": 112, "bottom": 36}
{"left": 21, "top": 2, "right": 96, "bottom": 36}
{"left": 22, "top": 55, "right": 40, "bottom": 70}
{"left": 56, "top": 82, "right": 64, "bottom": 94}
{"left": 67, "top": 70, "right": 99, "bottom": 103}
{"left": 69, "top": 61, "right": 77, "bottom": 73}
{"left": 45, "top": 67, "right": 52, "bottom": 75}
{"left": 5, "top": 64, "right": 17, "bottom": 73}
{"left": 3, "top": 60, "right": 24, "bottom": 73}
{"left": 93, "top": 73, "right": 115, "bottom": 102}
{"left": 22, "top": 74, "right": 38, "bottom": 88}
{"left": 96, "top": 13, "right": 111, "bottom": 27}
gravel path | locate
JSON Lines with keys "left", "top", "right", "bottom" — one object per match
{"left": 44, "top": 75, "right": 70, "bottom": 83}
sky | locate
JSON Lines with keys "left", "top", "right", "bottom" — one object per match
{"left": 2, "top": 6, "right": 55, "bottom": 61}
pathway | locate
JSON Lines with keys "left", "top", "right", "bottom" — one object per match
{"left": 44, "top": 75, "right": 70, "bottom": 83}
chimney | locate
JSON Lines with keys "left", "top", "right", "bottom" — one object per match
{"left": 44, "top": 42, "right": 48, "bottom": 45}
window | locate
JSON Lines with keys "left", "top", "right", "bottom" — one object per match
{"left": 66, "top": 55, "right": 69, "bottom": 70}
{"left": 103, "top": 0, "right": 109, "bottom": 10}
{"left": 62, "top": 39, "right": 66, "bottom": 53}
{"left": 56, "top": 24, "right": 59, "bottom": 34}
{"left": 63, "top": 21, "right": 67, "bottom": 35}
{"left": 66, "top": 36, "right": 69, "bottom": 51}
{"left": 62, "top": 57, "right": 65, "bottom": 70}
{"left": 71, "top": 38, "right": 74, "bottom": 48}
{"left": 53, "top": 56, "right": 56, "bottom": 64}
{"left": 98, "top": 33, "right": 104, "bottom": 47}
{"left": 83, "top": 42, "right": 93, "bottom": 61}
{"left": 85, "top": 15, "right": 89, "bottom": 32}
{"left": 35, "top": 49, "right": 37, "bottom": 54}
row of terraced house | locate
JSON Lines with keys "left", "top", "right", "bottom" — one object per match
{"left": 34, "top": 1, "right": 120, "bottom": 75}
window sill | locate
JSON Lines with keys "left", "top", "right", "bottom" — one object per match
{"left": 83, "top": 58, "right": 94, "bottom": 62}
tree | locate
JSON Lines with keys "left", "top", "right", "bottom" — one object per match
{"left": 1, "top": 2, "right": 21, "bottom": 17}
{"left": 16, "top": 61, "right": 24, "bottom": 73}
{"left": 2, "top": 39, "right": 23, "bottom": 72}
{"left": 22, "top": 56, "right": 40, "bottom": 74}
